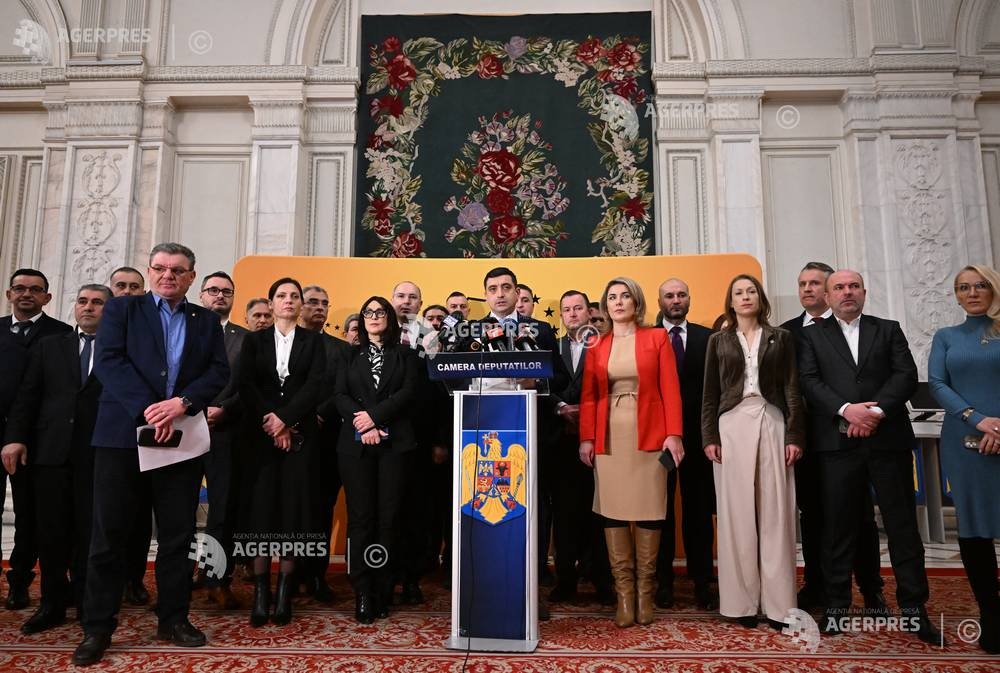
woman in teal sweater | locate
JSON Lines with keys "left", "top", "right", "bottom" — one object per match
{"left": 929, "top": 264, "right": 1000, "bottom": 655}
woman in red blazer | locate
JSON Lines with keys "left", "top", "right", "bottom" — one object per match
{"left": 579, "top": 276, "right": 684, "bottom": 628}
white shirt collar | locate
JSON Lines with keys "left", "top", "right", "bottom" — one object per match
{"left": 803, "top": 308, "right": 833, "bottom": 327}
{"left": 836, "top": 314, "right": 862, "bottom": 330}
{"left": 664, "top": 319, "right": 687, "bottom": 333}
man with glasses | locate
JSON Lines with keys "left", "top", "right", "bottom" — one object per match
{"left": 1, "top": 269, "right": 72, "bottom": 610}
{"left": 109, "top": 267, "right": 145, "bottom": 297}
{"left": 299, "top": 285, "right": 349, "bottom": 603}
{"left": 195, "top": 272, "right": 247, "bottom": 609}
{"left": 73, "top": 243, "right": 229, "bottom": 666}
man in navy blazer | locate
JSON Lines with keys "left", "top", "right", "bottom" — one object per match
{"left": 72, "top": 243, "right": 229, "bottom": 667}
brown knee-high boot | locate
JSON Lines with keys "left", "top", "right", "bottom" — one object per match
{"left": 604, "top": 527, "right": 636, "bottom": 628}
{"left": 634, "top": 527, "right": 661, "bottom": 625}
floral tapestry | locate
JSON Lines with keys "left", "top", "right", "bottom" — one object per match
{"left": 356, "top": 13, "right": 654, "bottom": 258}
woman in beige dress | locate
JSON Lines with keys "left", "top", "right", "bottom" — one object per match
{"left": 579, "top": 277, "right": 684, "bottom": 627}
{"left": 702, "top": 274, "right": 804, "bottom": 629}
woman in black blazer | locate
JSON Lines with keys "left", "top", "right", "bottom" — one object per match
{"left": 237, "top": 277, "right": 326, "bottom": 627}
{"left": 318, "top": 295, "right": 417, "bottom": 624}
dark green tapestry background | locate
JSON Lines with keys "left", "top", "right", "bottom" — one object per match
{"left": 356, "top": 12, "right": 654, "bottom": 258}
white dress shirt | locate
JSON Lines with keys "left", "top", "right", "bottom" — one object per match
{"left": 836, "top": 314, "right": 863, "bottom": 418}
{"left": 802, "top": 307, "right": 833, "bottom": 327}
{"left": 274, "top": 326, "right": 296, "bottom": 384}
{"left": 737, "top": 328, "right": 762, "bottom": 398}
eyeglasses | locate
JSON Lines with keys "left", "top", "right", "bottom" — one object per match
{"left": 9, "top": 285, "right": 46, "bottom": 295}
{"left": 149, "top": 265, "right": 191, "bottom": 276}
{"left": 362, "top": 308, "right": 387, "bottom": 319}
{"left": 956, "top": 281, "right": 991, "bottom": 294}
{"left": 202, "top": 287, "right": 234, "bottom": 297}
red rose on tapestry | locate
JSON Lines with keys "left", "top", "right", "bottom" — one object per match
{"left": 369, "top": 198, "right": 394, "bottom": 221}
{"left": 373, "top": 219, "right": 394, "bottom": 237}
{"left": 386, "top": 53, "right": 416, "bottom": 89}
{"left": 477, "top": 150, "right": 521, "bottom": 192}
{"left": 383, "top": 36, "right": 401, "bottom": 53}
{"left": 476, "top": 54, "right": 504, "bottom": 79}
{"left": 612, "top": 77, "right": 644, "bottom": 104}
{"left": 618, "top": 197, "right": 646, "bottom": 220}
{"left": 490, "top": 215, "right": 526, "bottom": 244}
{"left": 390, "top": 231, "right": 422, "bottom": 257}
{"left": 576, "top": 38, "right": 603, "bottom": 65}
{"left": 366, "top": 133, "right": 384, "bottom": 150}
{"left": 485, "top": 188, "right": 515, "bottom": 215}
{"left": 370, "top": 95, "right": 403, "bottom": 118}
{"left": 608, "top": 43, "right": 641, "bottom": 73}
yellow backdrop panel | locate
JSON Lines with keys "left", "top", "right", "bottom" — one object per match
{"left": 230, "top": 253, "right": 762, "bottom": 560}
{"left": 231, "top": 253, "right": 761, "bottom": 333}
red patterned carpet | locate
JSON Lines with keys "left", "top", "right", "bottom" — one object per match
{"left": 0, "top": 570, "right": 995, "bottom": 672}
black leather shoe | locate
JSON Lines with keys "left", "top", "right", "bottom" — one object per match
{"left": 735, "top": 616, "right": 758, "bottom": 628}
{"left": 797, "top": 584, "right": 826, "bottom": 611}
{"left": 21, "top": 604, "right": 66, "bottom": 634}
{"left": 548, "top": 583, "right": 577, "bottom": 603}
{"left": 654, "top": 583, "right": 674, "bottom": 609}
{"left": 123, "top": 580, "right": 149, "bottom": 606}
{"left": 355, "top": 593, "right": 375, "bottom": 624}
{"left": 72, "top": 633, "right": 111, "bottom": 666}
{"left": 863, "top": 591, "right": 890, "bottom": 617}
{"left": 979, "top": 610, "right": 1000, "bottom": 654}
{"left": 400, "top": 582, "right": 424, "bottom": 605}
{"left": 375, "top": 589, "right": 391, "bottom": 619}
{"left": 249, "top": 574, "right": 270, "bottom": 627}
{"left": 766, "top": 618, "right": 786, "bottom": 631}
{"left": 156, "top": 620, "right": 207, "bottom": 647}
{"left": 902, "top": 607, "right": 946, "bottom": 647}
{"left": 272, "top": 573, "right": 292, "bottom": 626}
{"left": 306, "top": 576, "right": 335, "bottom": 604}
{"left": 694, "top": 583, "right": 718, "bottom": 611}
{"left": 5, "top": 584, "right": 29, "bottom": 610}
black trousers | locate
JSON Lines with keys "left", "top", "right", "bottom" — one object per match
{"left": 3, "top": 466, "right": 37, "bottom": 589}
{"left": 304, "top": 436, "right": 341, "bottom": 581}
{"left": 426, "top": 457, "right": 452, "bottom": 573}
{"left": 339, "top": 448, "right": 408, "bottom": 595}
{"left": 83, "top": 448, "right": 202, "bottom": 635}
{"left": 202, "top": 429, "right": 239, "bottom": 587}
{"left": 658, "top": 447, "right": 716, "bottom": 588}
{"left": 31, "top": 458, "right": 94, "bottom": 609}
{"left": 551, "top": 434, "right": 607, "bottom": 587}
{"left": 796, "top": 448, "right": 883, "bottom": 595}
{"left": 819, "top": 448, "right": 927, "bottom": 610}
{"left": 125, "top": 478, "right": 153, "bottom": 585}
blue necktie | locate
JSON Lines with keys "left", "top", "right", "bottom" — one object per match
{"left": 670, "top": 325, "right": 685, "bottom": 374}
{"left": 80, "top": 333, "right": 95, "bottom": 383}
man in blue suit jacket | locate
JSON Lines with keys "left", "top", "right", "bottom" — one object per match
{"left": 73, "top": 243, "right": 229, "bottom": 667}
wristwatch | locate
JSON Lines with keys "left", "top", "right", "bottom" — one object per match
{"left": 181, "top": 396, "right": 193, "bottom": 409}
{"left": 961, "top": 407, "right": 975, "bottom": 422}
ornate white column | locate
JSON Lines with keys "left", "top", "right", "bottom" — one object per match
{"left": 304, "top": 102, "right": 357, "bottom": 257}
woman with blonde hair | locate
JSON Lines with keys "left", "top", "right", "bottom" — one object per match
{"left": 579, "top": 277, "right": 684, "bottom": 627}
{"left": 928, "top": 264, "right": 1000, "bottom": 654}
{"left": 702, "top": 274, "right": 804, "bottom": 629}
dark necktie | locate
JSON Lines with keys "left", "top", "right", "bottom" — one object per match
{"left": 13, "top": 321, "right": 32, "bottom": 339}
{"left": 80, "top": 333, "right": 95, "bottom": 382}
{"left": 669, "top": 325, "right": 685, "bottom": 374}
{"left": 811, "top": 315, "right": 826, "bottom": 325}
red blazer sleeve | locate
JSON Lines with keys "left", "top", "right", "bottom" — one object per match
{"left": 578, "top": 340, "right": 599, "bottom": 444}
{"left": 655, "top": 329, "right": 684, "bottom": 437}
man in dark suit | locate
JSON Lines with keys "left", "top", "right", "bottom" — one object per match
{"left": 299, "top": 284, "right": 349, "bottom": 603}
{"left": 2, "top": 284, "right": 110, "bottom": 633}
{"left": 475, "top": 267, "right": 570, "bottom": 618}
{"left": 108, "top": 266, "right": 153, "bottom": 607}
{"left": 548, "top": 290, "right": 613, "bottom": 604}
{"left": 72, "top": 243, "right": 230, "bottom": 666}
{"left": 653, "top": 278, "right": 718, "bottom": 611}
{"left": 196, "top": 271, "right": 247, "bottom": 609}
{"left": 0, "top": 268, "right": 73, "bottom": 610}
{"left": 797, "top": 269, "right": 942, "bottom": 645}
{"left": 781, "top": 261, "right": 884, "bottom": 613}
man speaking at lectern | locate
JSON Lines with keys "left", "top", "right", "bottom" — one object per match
{"left": 469, "top": 267, "right": 569, "bottom": 617}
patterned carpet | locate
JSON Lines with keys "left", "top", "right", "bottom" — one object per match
{"left": 0, "top": 569, "right": 995, "bottom": 672}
